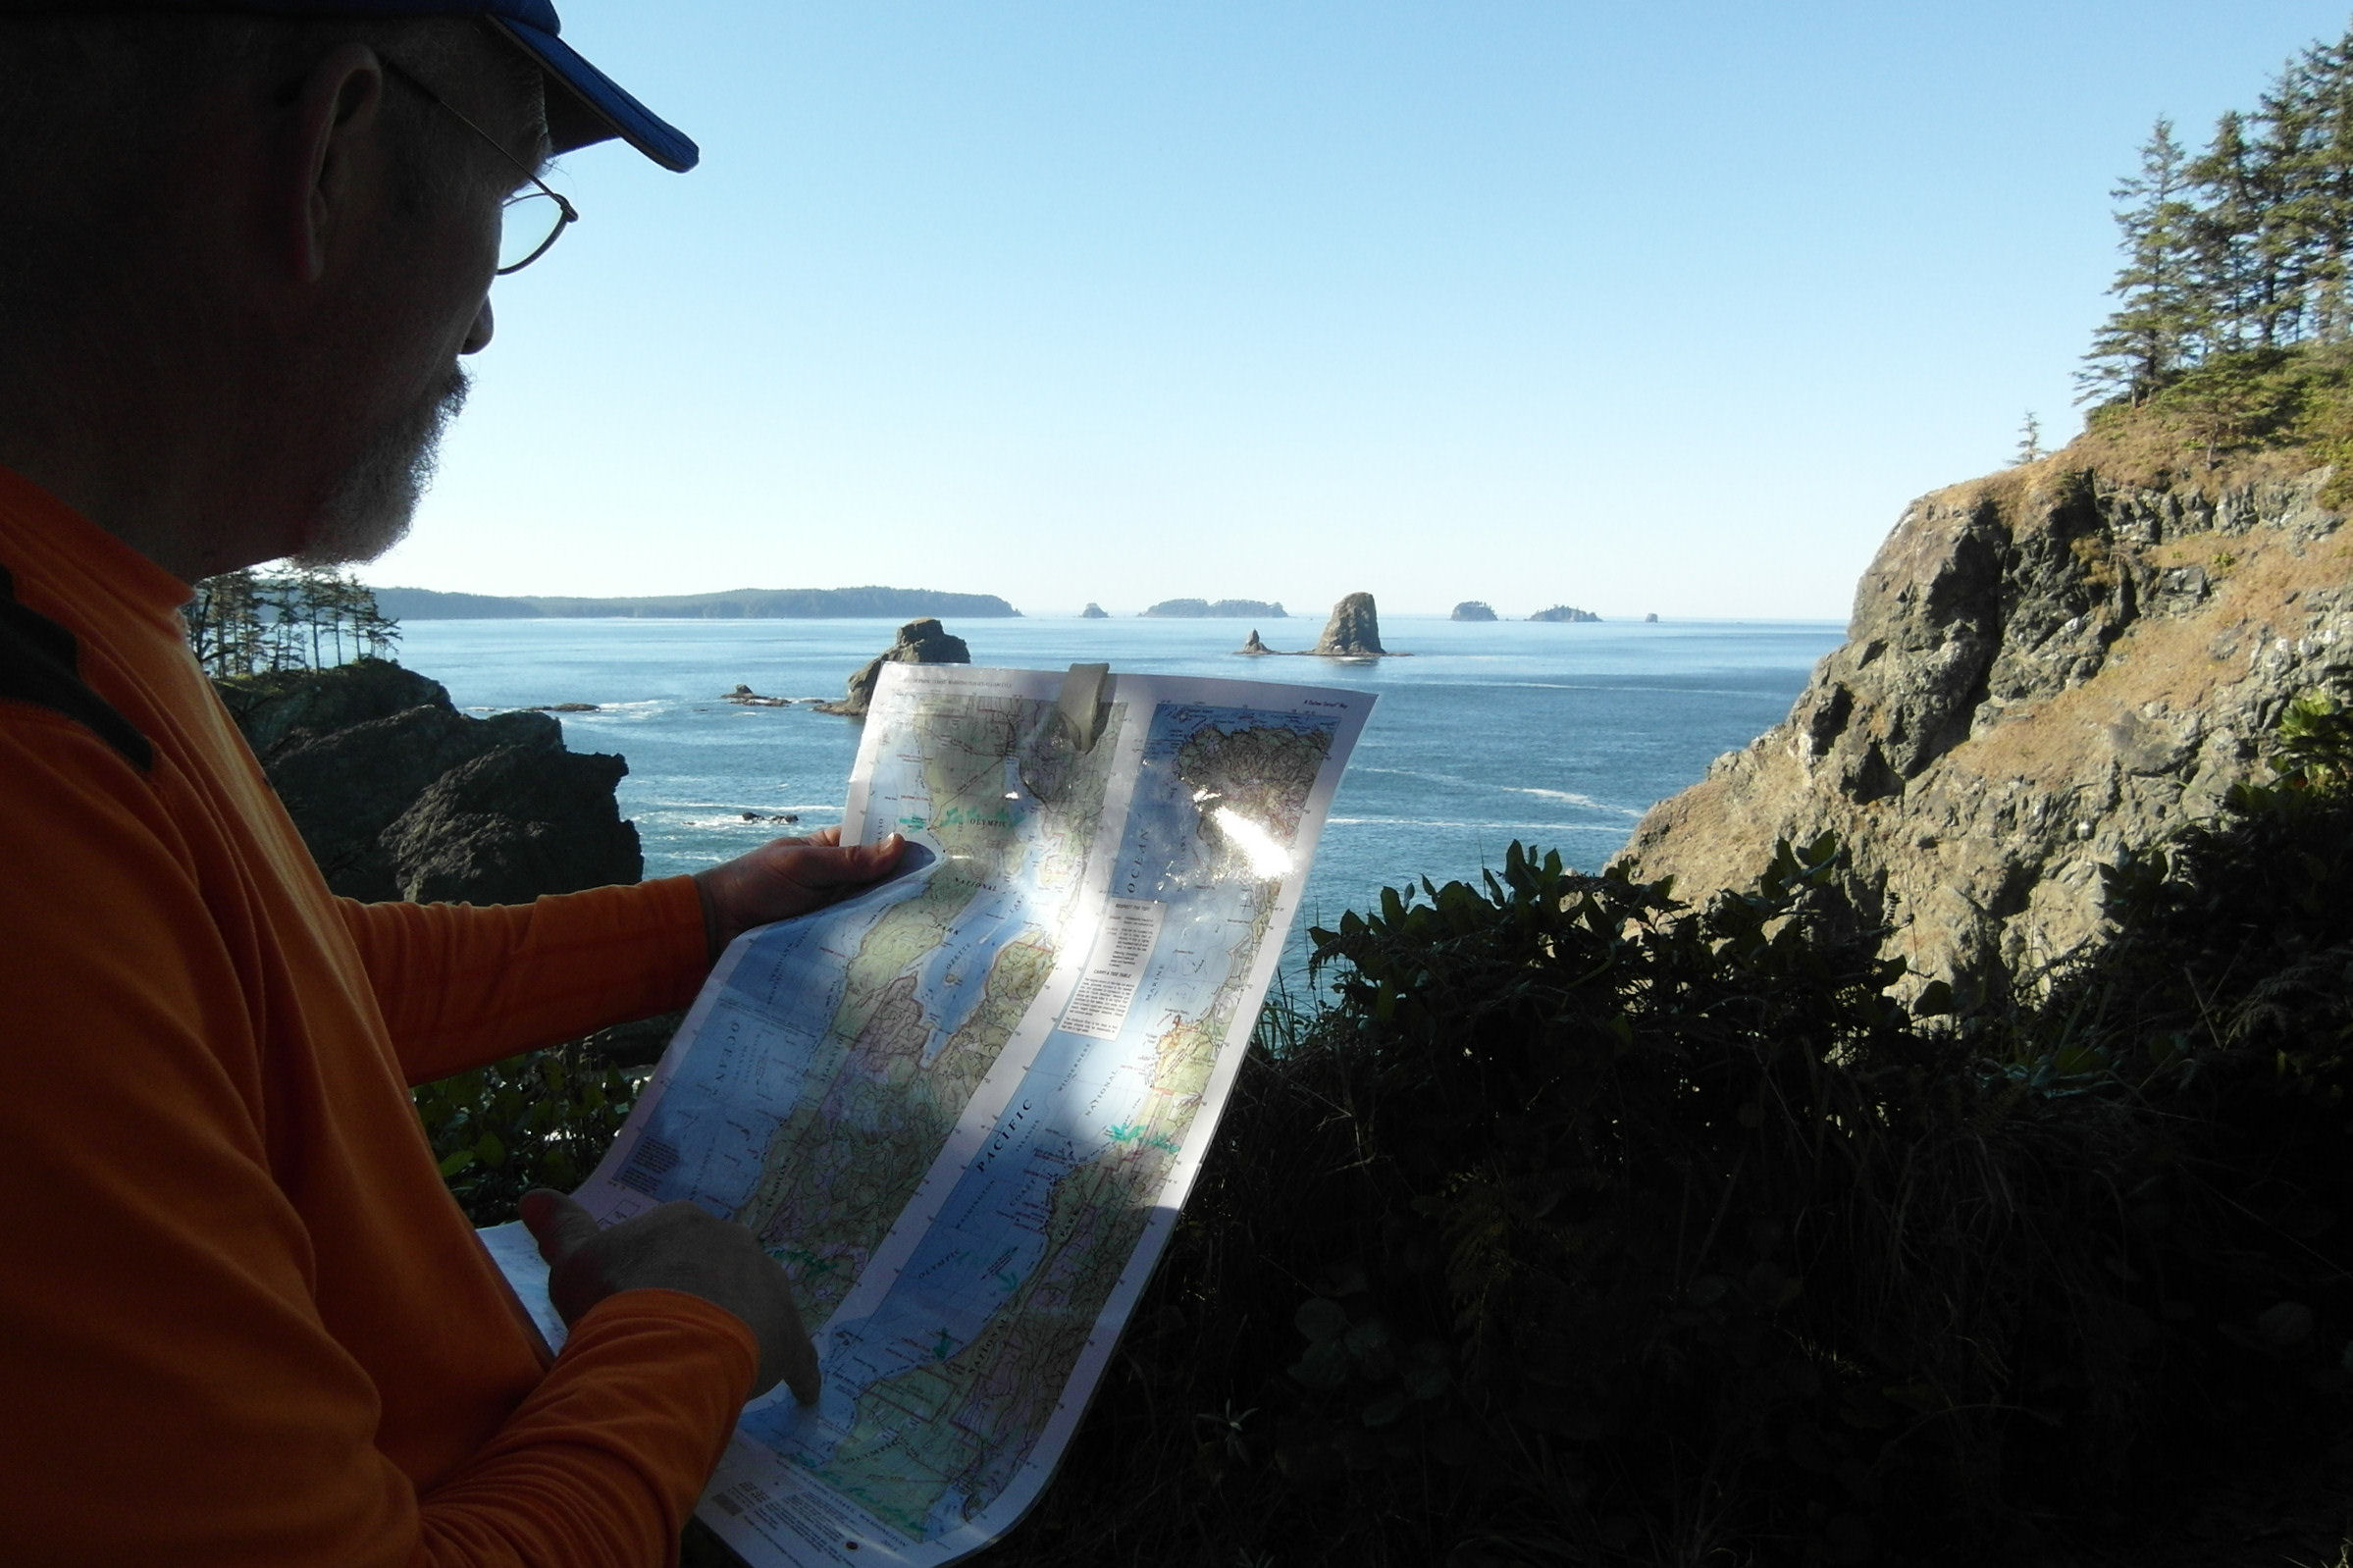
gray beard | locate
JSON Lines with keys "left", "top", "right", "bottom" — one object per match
{"left": 293, "top": 362, "right": 470, "bottom": 567}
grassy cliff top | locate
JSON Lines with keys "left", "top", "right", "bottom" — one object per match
{"left": 2057, "top": 340, "right": 2353, "bottom": 501}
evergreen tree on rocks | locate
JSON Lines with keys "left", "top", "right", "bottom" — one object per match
{"left": 2080, "top": 118, "right": 2203, "bottom": 404}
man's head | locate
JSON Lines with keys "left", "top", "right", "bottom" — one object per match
{"left": 0, "top": 4, "right": 692, "bottom": 581}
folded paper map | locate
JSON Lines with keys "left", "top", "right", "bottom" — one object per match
{"left": 482, "top": 660, "right": 1372, "bottom": 1566}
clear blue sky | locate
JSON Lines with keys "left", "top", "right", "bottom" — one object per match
{"left": 375, "top": 1, "right": 2353, "bottom": 619}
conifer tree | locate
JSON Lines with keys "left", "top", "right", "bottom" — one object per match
{"left": 2247, "top": 43, "right": 2331, "bottom": 346}
{"left": 2187, "top": 110, "right": 2270, "bottom": 352}
{"left": 185, "top": 565, "right": 398, "bottom": 677}
{"left": 2287, "top": 28, "right": 2353, "bottom": 341}
{"left": 2013, "top": 411, "right": 2044, "bottom": 465}
{"left": 2080, "top": 118, "right": 2204, "bottom": 404}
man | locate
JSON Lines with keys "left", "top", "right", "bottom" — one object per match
{"left": 0, "top": 4, "right": 901, "bottom": 1562}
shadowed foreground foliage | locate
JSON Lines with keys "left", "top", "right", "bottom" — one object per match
{"left": 940, "top": 692, "right": 2353, "bottom": 1568}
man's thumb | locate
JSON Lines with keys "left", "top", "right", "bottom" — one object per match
{"left": 519, "top": 1188, "right": 601, "bottom": 1267}
{"left": 805, "top": 832, "right": 906, "bottom": 887}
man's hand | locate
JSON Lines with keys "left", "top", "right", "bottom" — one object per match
{"left": 519, "top": 1188, "right": 821, "bottom": 1405}
{"left": 693, "top": 828, "right": 906, "bottom": 960}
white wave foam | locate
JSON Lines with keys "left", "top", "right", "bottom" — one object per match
{"left": 1501, "top": 786, "right": 1644, "bottom": 816}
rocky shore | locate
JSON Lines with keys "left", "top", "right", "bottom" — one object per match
{"left": 217, "top": 658, "right": 643, "bottom": 905}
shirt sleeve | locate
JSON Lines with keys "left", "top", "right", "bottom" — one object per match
{"left": 0, "top": 712, "right": 756, "bottom": 1567}
{"left": 340, "top": 878, "right": 711, "bottom": 1085}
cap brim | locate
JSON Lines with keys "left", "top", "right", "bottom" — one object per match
{"left": 490, "top": 17, "right": 698, "bottom": 173}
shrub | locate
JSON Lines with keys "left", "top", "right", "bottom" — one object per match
{"left": 413, "top": 1040, "right": 643, "bottom": 1226}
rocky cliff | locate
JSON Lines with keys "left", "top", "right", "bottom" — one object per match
{"left": 219, "top": 658, "right": 643, "bottom": 904}
{"left": 1614, "top": 455, "right": 2353, "bottom": 998}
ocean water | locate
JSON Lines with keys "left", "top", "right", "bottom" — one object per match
{"left": 393, "top": 615, "right": 1845, "bottom": 969}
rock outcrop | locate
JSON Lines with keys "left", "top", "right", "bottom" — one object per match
{"left": 816, "top": 618, "right": 972, "bottom": 717}
{"left": 1312, "top": 593, "right": 1387, "bottom": 656}
{"left": 1238, "top": 629, "right": 1271, "bottom": 654}
{"left": 218, "top": 657, "right": 643, "bottom": 904}
{"left": 1613, "top": 458, "right": 2353, "bottom": 998}
{"left": 1081, "top": 602, "right": 1109, "bottom": 619}
{"left": 1530, "top": 604, "right": 1600, "bottom": 623}
{"left": 1451, "top": 601, "right": 1498, "bottom": 622}
{"left": 382, "top": 744, "right": 640, "bottom": 905}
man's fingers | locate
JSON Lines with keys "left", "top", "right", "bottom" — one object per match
{"left": 781, "top": 833, "right": 904, "bottom": 888}
{"left": 519, "top": 1188, "right": 601, "bottom": 1267}
{"left": 782, "top": 1331, "right": 822, "bottom": 1406}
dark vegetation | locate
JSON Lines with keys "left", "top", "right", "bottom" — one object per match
{"left": 937, "top": 690, "right": 2353, "bottom": 1567}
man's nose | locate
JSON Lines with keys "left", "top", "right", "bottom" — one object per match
{"left": 463, "top": 297, "right": 495, "bottom": 355}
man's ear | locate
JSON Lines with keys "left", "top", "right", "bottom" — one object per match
{"left": 285, "top": 43, "right": 389, "bottom": 285}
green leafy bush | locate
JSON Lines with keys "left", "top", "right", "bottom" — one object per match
{"left": 970, "top": 689, "right": 2353, "bottom": 1566}
{"left": 412, "top": 1041, "right": 643, "bottom": 1226}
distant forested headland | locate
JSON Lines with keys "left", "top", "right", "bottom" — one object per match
{"left": 1141, "top": 598, "right": 1286, "bottom": 618}
{"left": 369, "top": 585, "right": 1022, "bottom": 620}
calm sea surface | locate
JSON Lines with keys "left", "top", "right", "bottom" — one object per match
{"left": 394, "top": 616, "right": 1845, "bottom": 968}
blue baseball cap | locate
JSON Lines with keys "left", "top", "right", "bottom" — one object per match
{"left": 6, "top": 0, "right": 699, "bottom": 171}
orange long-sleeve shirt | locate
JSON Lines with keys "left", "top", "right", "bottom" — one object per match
{"left": 0, "top": 466, "right": 758, "bottom": 1567}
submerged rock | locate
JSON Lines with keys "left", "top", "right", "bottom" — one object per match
{"left": 1312, "top": 593, "right": 1386, "bottom": 656}
{"left": 816, "top": 617, "right": 973, "bottom": 717}
{"left": 1451, "top": 601, "right": 1498, "bottom": 622}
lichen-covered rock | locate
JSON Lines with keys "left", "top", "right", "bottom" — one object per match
{"left": 383, "top": 744, "right": 642, "bottom": 904}
{"left": 1613, "top": 458, "right": 2353, "bottom": 999}
{"left": 816, "top": 617, "right": 972, "bottom": 716}
{"left": 1313, "top": 593, "right": 1386, "bottom": 656}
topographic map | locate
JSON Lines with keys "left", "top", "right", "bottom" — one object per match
{"left": 483, "top": 662, "right": 1371, "bottom": 1566}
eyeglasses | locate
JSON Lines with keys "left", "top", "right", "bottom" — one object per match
{"left": 379, "top": 54, "right": 579, "bottom": 275}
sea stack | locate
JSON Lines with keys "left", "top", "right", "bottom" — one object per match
{"left": 1312, "top": 593, "right": 1386, "bottom": 656}
{"left": 1237, "top": 629, "right": 1270, "bottom": 655}
{"left": 1530, "top": 604, "right": 1601, "bottom": 623}
{"left": 1081, "top": 602, "right": 1109, "bottom": 619}
{"left": 816, "top": 618, "right": 971, "bottom": 717}
{"left": 1451, "top": 601, "right": 1498, "bottom": 622}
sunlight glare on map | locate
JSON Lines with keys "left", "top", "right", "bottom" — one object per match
{"left": 1210, "top": 806, "right": 1293, "bottom": 878}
